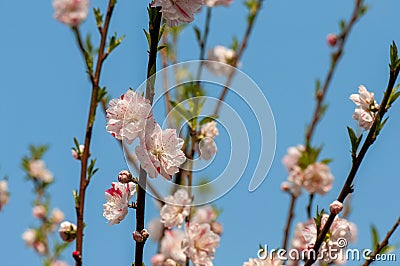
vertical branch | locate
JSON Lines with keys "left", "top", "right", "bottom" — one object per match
{"left": 213, "top": 0, "right": 262, "bottom": 116}
{"left": 282, "top": 194, "right": 297, "bottom": 251}
{"left": 72, "top": 1, "right": 116, "bottom": 265}
{"left": 196, "top": 7, "right": 212, "bottom": 81}
{"left": 306, "top": 193, "right": 314, "bottom": 219}
{"left": 134, "top": 6, "right": 162, "bottom": 266}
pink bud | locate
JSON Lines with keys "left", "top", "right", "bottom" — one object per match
{"left": 211, "top": 221, "right": 224, "bottom": 235}
{"left": 32, "top": 205, "right": 47, "bottom": 219}
{"left": 133, "top": 231, "right": 144, "bottom": 242}
{"left": 281, "top": 182, "right": 290, "bottom": 192}
{"left": 329, "top": 200, "right": 343, "bottom": 215}
{"left": 151, "top": 254, "right": 165, "bottom": 265}
{"left": 118, "top": 170, "right": 132, "bottom": 183}
{"left": 165, "top": 259, "right": 177, "bottom": 266}
{"left": 326, "top": 34, "right": 338, "bottom": 47}
{"left": 141, "top": 228, "right": 150, "bottom": 239}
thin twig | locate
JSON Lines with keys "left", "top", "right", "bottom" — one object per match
{"left": 134, "top": 6, "right": 162, "bottom": 266}
{"left": 160, "top": 29, "right": 173, "bottom": 127}
{"left": 213, "top": 0, "right": 262, "bottom": 116}
{"left": 304, "top": 54, "right": 400, "bottom": 266}
{"left": 196, "top": 7, "right": 212, "bottom": 81}
{"left": 282, "top": 194, "right": 297, "bottom": 251}
{"left": 305, "top": 0, "right": 364, "bottom": 148}
{"left": 72, "top": 1, "right": 116, "bottom": 265}
{"left": 362, "top": 216, "right": 400, "bottom": 266}
{"left": 306, "top": 193, "right": 314, "bottom": 219}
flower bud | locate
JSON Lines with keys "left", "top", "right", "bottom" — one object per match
{"left": 281, "top": 182, "right": 290, "bottom": 192}
{"left": 211, "top": 221, "right": 224, "bottom": 235}
{"left": 151, "top": 254, "right": 165, "bottom": 266}
{"left": 59, "top": 221, "right": 77, "bottom": 242}
{"left": 118, "top": 170, "right": 132, "bottom": 184}
{"left": 141, "top": 229, "right": 150, "bottom": 239}
{"left": 326, "top": 33, "right": 338, "bottom": 47}
{"left": 32, "top": 205, "right": 47, "bottom": 219}
{"left": 72, "top": 250, "right": 81, "bottom": 259}
{"left": 72, "top": 145, "right": 85, "bottom": 160}
{"left": 34, "top": 241, "right": 47, "bottom": 255}
{"left": 133, "top": 231, "right": 144, "bottom": 242}
{"left": 329, "top": 200, "right": 343, "bottom": 215}
{"left": 50, "top": 208, "right": 65, "bottom": 224}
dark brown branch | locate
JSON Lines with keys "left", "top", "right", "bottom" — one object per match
{"left": 362, "top": 216, "right": 400, "bottom": 266}
{"left": 305, "top": 0, "right": 364, "bottom": 148}
{"left": 213, "top": 0, "right": 262, "bottom": 116}
{"left": 134, "top": 6, "right": 162, "bottom": 266}
{"left": 73, "top": 1, "right": 116, "bottom": 265}
{"left": 304, "top": 55, "right": 400, "bottom": 266}
{"left": 282, "top": 194, "right": 297, "bottom": 251}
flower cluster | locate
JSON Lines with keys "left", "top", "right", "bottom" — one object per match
{"left": 199, "top": 121, "right": 219, "bottom": 160}
{"left": 206, "top": 45, "right": 237, "bottom": 76}
{"left": 103, "top": 181, "right": 136, "bottom": 225}
{"left": 28, "top": 160, "right": 54, "bottom": 183}
{"left": 150, "top": 201, "right": 222, "bottom": 266}
{"left": 0, "top": 179, "right": 10, "bottom": 211}
{"left": 161, "top": 189, "right": 192, "bottom": 228}
{"left": 294, "top": 214, "right": 356, "bottom": 264}
{"left": 243, "top": 257, "right": 283, "bottom": 266}
{"left": 106, "top": 89, "right": 186, "bottom": 180}
{"left": 53, "top": 0, "right": 89, "bottom": 27}
{"left": 350, "top": 85, "right": 379, "bottom": 130}
{"left": 281, "top": 145, "right": 333, "bottom": 197}
{"left": 151, "top": 0, "right": 203, "bottom": 26}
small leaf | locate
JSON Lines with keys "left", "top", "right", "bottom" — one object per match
{"left": 371, "top": 225, "right": 379, "bottom": 249}
{"left": 143, "top": 29, "right": 151, "bottom": 47}
{"left": 199, "top": 115, "right": 218, "bottom": 126}
{"left": 93, "top": 8, "right": 103, "bottom": 28}
{"left": 193, "top": 26, "right": 202, "bottom": 46}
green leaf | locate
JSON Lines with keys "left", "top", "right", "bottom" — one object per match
{"left": 314, "top": 206, "right": 325, "bottom": 236}
{"left": 107, "top": 33, "right": 125, "bottom": 54}
{"left": 231, "top": 36, "right": 239, "bottom": 52}
{"left": 193, "top": 26, "right": 202, "bottom": 47}
{"left": 389, "top": 41, "right": 400, "bottom": 71}
{"left": 93, "top": 8, "right": 103, "bottom": 28}
{"left": 97, "top": 87, "right": 108, "bottom": 103}
{"left": 73, "top": 190, "right": 79, "bottom": 206}
{"left": 371, "top": 225, "right": 379, "bottom": 249}
{"left": 339, "top": 20, "right": 346, "bottom": 33}
{"left": 87, "top": 159, "right": 98, "bottom": 181}
{"left": 199, "top": 115, "right": 218, "bottom": 126}
{"left": 143, "top": 29, "right": 151, "bottom": 47}
{"left": 320, "top": 158, "right": 333, "bottom": 165}
{"left": 157, "top": 45, "right": 167, "bottom": 52}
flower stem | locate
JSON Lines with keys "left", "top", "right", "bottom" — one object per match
{"left": 213, "top": 0, "right": 262, "bottom": 116}
{"left": 134, "top": 6, "right": 162, "bottom": 266}
{"left": 362, "top": 216, "right": 400, "bottom": 266}
{"left": 72, "top": 1, "right": 116, "bottom": 265}
{"left": 304, "top": 54, "right": 400, "bottom": 266}
{"left": 282, "top": 194, "right": 297, "bottom": 251}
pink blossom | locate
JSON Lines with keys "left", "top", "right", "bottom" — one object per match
{"left": 136, "top": 124, "right": 186, "bottom": 180}
{"left": 28, "top": 160, "right": 53, "bottom": 183}
{"left": 148, "top": 218, "right": 164, "bottom": 242}
{"left": 350, "top": 85, "right": 379, "bottom": 130}
{"left": 302, "top": 214, "right": 354, "bottom": 263}
{"left": 103, "top": 182, "right": 136, "bottom": 225}
{"left": 22, "top": 229, "right": 37, "bottom": 247}
{"left": 152, "top": 0, "right": 203, "bottom": 26}
{"left": 51, "top": 261, "right": 70, "bottom": 266}
{"left": 50, "top": 208, "right": 65, "bottom": 224}
{"left": 282, "top": 145, "right": 304, "bottom": 171}
{"left": 32, "top": 205, "right": 47, "bottom": 219}
{"left": 118, "top": 170, "right": 133, "bottom": 184}
{"left": 206, "top": 45, "right": 237, "bottom": 76}
{"left": 291, "top": 219, "right": 314, "bottom": 253}
{"left": 106, "top": 89, "right": 153, "bottom": 143}
{"left": 205, "top": 0, "right": 233, "bottom": 7}
{"left": 303, "top": 162, "right": 333, "bottom": 195}
{"left": 59, "top": 221, "right": 77, "bottom": 242}
{"left": 199, "top": 137, "right": 217, "bottom": 160}
{"left": 160, "top": 229, "right": 186, "bottom": 264}
{"left": 34, "top": 241, "right": 47, "bottom": 255}
{"left": 160, "top": 189, "right": 192, "bottom": 228}
{"left": 53, "top": 0, "right": 89, "bottom": 27}
{"left": 71, "top": 145, "right": 85, "bottom": 160}
{"left": 192, "top": 205, "right": 216, "bottom": 224}
{"left": 201, "top": 121, "right": 219, "bottom": 138}
{"left": 151, "top": 253, "right": 165, "bottom": 266}
{"left": 330, "top": 200, "right": 343, "bottom": 215}
{"left": 0, "top": 180, "right": 9, "bottom": 211}
{"left": 182, "top": 223, "right": 220, "bottom": 266}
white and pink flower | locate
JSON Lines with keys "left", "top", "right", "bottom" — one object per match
{"left": 152, "top": 0, "right": 203, "bottom": 26}
{"left": 192, "top": 205, "right": 216, "bottom": 224}
{"left": 22, "top": 229, "right": 37, "bottom": 247}
{"left": 136, "top": 124, "right": 186, "bottom": 180}
{"left": 53, "top": 0, "right": 89, "bottom": 27}
{"left": 0, "top": 180, "right": 9, "bottom": 211}
{"left": 106, "top": 89, "right": 153, "bottom": 143}
{"left": 103, "top": 182, "right": 136, "bottom": 225}
{"left": 28, "top": 160, "right": 53, "bottom": 183}
{"left": 182, "top": 223, "right": 220, "bottom": 266}
{"left": 302, "top": 162, "right": 333, "bottom": 195}
{"left": 58, "top": 221, "right": 77, "bottom": 242}
{"left": 32, "top": 205, "right": 47, "bottom": 219}
{"left": 350, "top": 85, "right": 379, "bottom": 130}
{"left": 71, "top": 145, "right": 85, "bottom": 160}
{"left": 206, "top": 45, "right": 237, "bottom": 76}
{"left": 161, "top": 189, "right": 192, "bottom": 228}
{"left": 243, "top": 257, "right": 283, "bottom": 266}
{"left": 51, "top": 261, "right": 70, "bottom": 266}
{"left": 50, "top": 208, "right": 65, "bottom": 224}
{"left": 282, "top": 145, "right": 304, "bottom": 171}
{"left": 160, "top": 229, "right": 186, "bottom": 264}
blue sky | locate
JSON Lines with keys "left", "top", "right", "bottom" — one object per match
{"left": 1, "top": 0, "right": 400, "bottom": 265}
